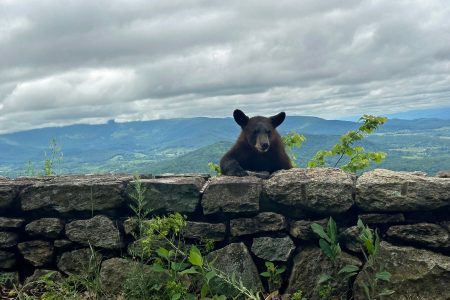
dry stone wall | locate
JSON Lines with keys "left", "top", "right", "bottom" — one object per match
{"left": 1, "top": 168, "right": 450, "bottom": 299}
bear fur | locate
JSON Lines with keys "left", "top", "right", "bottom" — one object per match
{"left": 220, "top": 109, "right": 292, "bottom": 176}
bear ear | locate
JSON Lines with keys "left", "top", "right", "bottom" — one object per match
{"left": 233, "top": 109, "right": 249, "bottom": 127}
{"left": 270, "top": 112, "right": 286, "bottom": 128}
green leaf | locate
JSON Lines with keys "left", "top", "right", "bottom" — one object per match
{"left": 201, "top": 283, "right": 209, "bottom": 298}
{"left": 260, "top": 272, "right": 270, "bottom": 278}
{"left": 376, "top": 271, "right": 392, "bottom": 281}
{"left": 276, "top": 265, "right": 286, "bottom": 274}
{"left": 188, "top": 245, "right": 203, "bottom": 267}
{"left": 319, "top": 239, "right": 333, "bottom": 260}
{"left": 171, "top": 293, "right": 181, "bottom": 300}
{"left": 318, "top": 274, "right": 333, "bottom": 284}
{"left": 205, "top": 270, "right": 216, "bottom": 282}
{"left": 338, "top": 264, "right": 360, "bottom": 274}
{"left": 156, "top": 247, "right": 169, "bottom": 259}
{"left": 151, "top": 263, "right": 165, "bottom": 272}
{"left": 179, "top": 267, "right": 198, "bottom": 275}
{"left": 311, "top": 223, "right": 331, "bottom": 242}
{"left": 378, "top": 289, "right": 395, "bottom": 296}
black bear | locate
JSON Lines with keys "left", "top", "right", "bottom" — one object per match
{"left": 220, "top": 109, "right": 292, "bottom": 176}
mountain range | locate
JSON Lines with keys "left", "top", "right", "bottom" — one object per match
{"left": 1, "top": 115, "right": 449, "bottom": 177}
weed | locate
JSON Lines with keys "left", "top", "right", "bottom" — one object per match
{"left": 260, "top": 261, "right": 286, "bottom": 292}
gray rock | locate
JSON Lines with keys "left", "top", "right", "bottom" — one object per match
{"left": 18, "top": 240, "right": 54, "bottom": 267}
{"left": 356, "top": 169, "right": 450, "bottom": 212}
{"left": 340, "top": 226, "right": 362, "bottom": 253}
{"left": 0, "top": 250, "right": 15, "bottom": 268}
{"left": 20, "top": 174, "right": 130, "bottom": 212}
{"left": 289, "top": 219, "right": 328, "bottom": 240}
{"left": 230, "top": 212, "right": 287, "bottom": 236}
{"left": 183, "top": 221, "right": 226, "bottom": 241}
{"left": 264, "top": 168, "right": 355, "bottom": 214}
{"left": 24, "top": 269, "right": 63, "bottom": 285}
{"left": 25, "top": 218, "right": 64, "bottom": 239}
{"left": 0, "top": 232, "right": 19, "bottom": 248}
{"left": 386, "top": 223, "right": 450, "bottom": 249}
{"left": 287, "top": 247, "right": 361, "bottom": 300}
{"left": 100, "top": 258, "right": 158, "bottom": 296}
{"left": 353, "top": 241, "right": 450, "bottom": 300}
{"left": 206, "top": 243, "right": 263, "bottom": 296}
{"left": 436, "top": 170, "right": 450, "bottom": 178}
{"left": 65, "top": 215, "right": 122, "bottom": 249}
{"left": 57, "top": 248, "right": 103, "bottom": 275}
{"left": 358, "top": 213, "right": 405, "bottom": 224}
{"left": 251, "top": 236, "right": 295, "bottom": 261}
{"left": 126, "top": 176, "right": 205, "bottom": 213}
{"left": 202, "top": 176, "right": 262, "bottom": 215}
{"left": 54, "top": 239, "right": 73, "bottom": 249}
{"left": 0, "top": 183, "right": 19, "bottom": 209}
{"left": 0, "top": 217, "right": 25, "bottom": 229}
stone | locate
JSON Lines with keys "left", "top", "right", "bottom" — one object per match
{"left": 0, "top": 217, "right": 25, "bottom": 229}
{"left": 289, "top": 219, "right": 328, "bottom": 240}
{"left": 386, "top": 223, "right": 450, "bottom": 249}
{"left": 353, "top": 242, "right": 450, "bottom": 300}
{"left": 183, "top": 221, "right": 226, "bottom": 241}
{"left": 251, "top": 236, "right": 295, "bottom": 261}
{"left": 57, "top": 248, "right": 103, "bottom": 275}
{"left": 25, "top": 218, "right": 64, "bottom": 239}
{"left": 100, "top": 258, "right": 158, "bottom": 296}
{"left": 230, "top": 212, "right": 287, "bottom": 236}
{"left": 340, "top": 226, "right": 362, "bottom": 253}
{"left": 287, "top": 246, "right": 361, "bottom": 300}
{"left": 65, "top": 215, "right": 122, "bottom": 249}
{"left": 0, "top": 250, "right": 15, "bottom": 268}
{"left": 126, "top": 176, "right": 205, "bottom": 213}
{"left": 264, "top": 168, "right": 355, "bottom": 214}
{"left": 18, "top": 240, "right": 54, "bottom": 267}
{"left": 436, "top": 170, "right": 450, "bottom": 178}
{"left": 206, "top": 243, "right": 263, "bottom": 296}
{"left": 20, "top": 174, "right": 131, "bottom": 212}
{"left": 23, "top": 269, "right": 63, "bottom": 294}
{"left": 356, "top": 169, "right": 450, "bottom": 212}
{"left": 0, "top": 231, "right": 19, "bottom": 248}
{"left": 54, "top": 239, "right": 73, "bottom": 249}
{"left": 358, "top": 213, "right": 405, "bottom": 224}
{"left": 0, "top": 183, "right": 19, "bottom": 209}
{"left": 202, "top": 176, "right": 262, "bottom": 215}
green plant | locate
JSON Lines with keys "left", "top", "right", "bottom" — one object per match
{"left": 260, "top": 261, "right": 286, "bottom": 292}
{"left": 356, "top": 219, "right": 394, "bottom": 300}
{"left": 282, "top": 131, "right": 306, "bottom": 167}
{"left": 208, "top": 161, "right": 221, "bottom": 176}
{"left": 308, "top": 115, "right": 387, "bottom": 173}
{"left": 291, "top": 289, "right": 307, "bottom": 300}
{"left": 311, "top": 217, "right": 360, "bottom": 299}
{"left": 44, "top": 138, "right": 63, "bottom": 176}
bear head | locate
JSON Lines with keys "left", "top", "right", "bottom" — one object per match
{"left": 233, "top": 109, "right": 286, "bottom": 153}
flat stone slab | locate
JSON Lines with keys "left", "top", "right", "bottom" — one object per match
{"left": 25, "top": 218, "right": 64, "bottom": 239}
{"left": 386, "top": 223, "right": 450, "bottom": 249}
{"left": 20, "top": 175, "right": 132, "bottom": 212}
{"left": 353, "top": 242, "right": 450, "bottom": 300}
{"left": 202, "top": 176, "right": 262, "bottom": 215}
{"left": 356, "top": 169, "right": 450, "bottom": 212}
{"left": 0, "top": 231, "right": 19, "bottom": 248}
{"left": 126, "top": 176, "right": 205, "bottom": 213}
{"left": 0, "top": 217, "right": 25, "bottom": 229}
{"left": 251, "top": 236, "right": 295, "bottom": 261}
{"left": 65, "top": 215, "right": 122, "bottom": 249}
{"left": 230, "top": 212, "right": 287, "bottom": 236}
{"left": 264, "top": 168, "right": 355, "bottom": 214}
{"left": 183, "top": 221, "right": 226, "bottom": 241}
{"left": 358, "top": 213, "right": 405, "bottom": 224}
{"left": 18, "top": 240, "right": 54, "bottom": 267}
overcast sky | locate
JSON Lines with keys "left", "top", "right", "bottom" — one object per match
{"left": 1, "top": 0, "right": 449, "bottom": 134}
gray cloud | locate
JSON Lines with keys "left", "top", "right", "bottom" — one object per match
{"left": 0, "top": 0, "right": 449, "bottom": 133}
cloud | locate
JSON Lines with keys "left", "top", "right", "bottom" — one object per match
{"left": 0, "top": 0, "right": 449, "bottom": 133}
